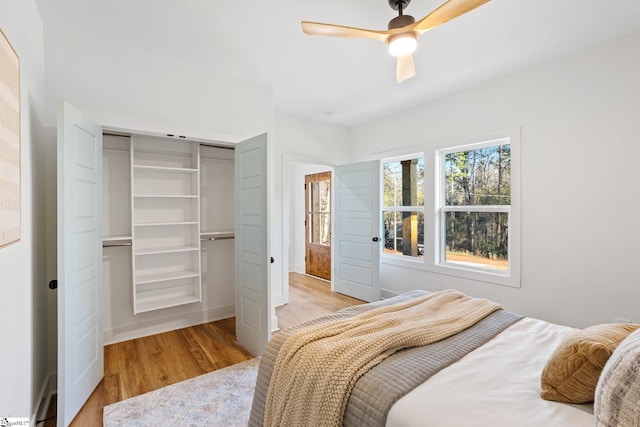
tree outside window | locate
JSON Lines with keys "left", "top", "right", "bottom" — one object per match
{"left": 441, "top": 143, "right": 511, "bottom": 272}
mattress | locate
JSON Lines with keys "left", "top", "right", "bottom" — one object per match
{"left": 386, "top": 317, "right": 595, "bottom": 426}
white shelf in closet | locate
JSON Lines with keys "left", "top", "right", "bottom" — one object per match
{"left": 130, "top": 135, "right": 202, "bottom": 315}
{"left": 132, "top": 164, "right": 198, "bottom": 173}
{"left": 135, "top": 245, "right": 199, "bottom": 256}
{"left": 134, "top": 269, "right": 200, "bottom": 285}
{"left": 135, "top": 294, "right": 202, "bottom": 314}
{"left": 133, "top": 194, "right": 198, "bottom": 199}
{"left": 134, "top": 221, "right": 198, "bottom": 227}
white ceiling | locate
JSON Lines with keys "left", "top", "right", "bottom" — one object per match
{"left": 35, "top": 0, "right": 640, "bottom": 127}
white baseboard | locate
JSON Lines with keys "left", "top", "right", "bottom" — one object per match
{"left": 103, "top": 304, "right": 235, "bottom": 345}
{"left": 290, "top": 264, "right": 304, "bottom": 274}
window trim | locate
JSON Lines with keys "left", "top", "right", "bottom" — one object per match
{"left": 381, "top": 128, "right": 521, "bottom": 288}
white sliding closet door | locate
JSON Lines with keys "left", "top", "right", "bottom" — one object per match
{"left": 334, "top": 160, "right": 381, "bottom": 302}
{"left": 235, "top": 133, "right": 271, "bottom": 355}
{"left": 57, "top": 101, "right": 104, "bottom": 426}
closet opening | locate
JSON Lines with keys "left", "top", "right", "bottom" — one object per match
{"left": 102, "top": 132, "right": 237, "bottom": 344}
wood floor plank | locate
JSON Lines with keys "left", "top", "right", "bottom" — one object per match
{"left": 277, "top": 272, "right": 364, "bottom": 330}
{"left": 59, "top": 272, "right": 362, "bottom": 426}
{"left": 176, "top": 327, "right": 219, "bottom": 373}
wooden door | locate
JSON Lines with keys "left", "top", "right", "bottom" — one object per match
{"left": 305, "top": 172, "right": 332, "bottom": 280}
{"left": 334, "top": 161, "right": 381, "bottom": 302}
{"left": 235, "top": 133, "right": 271, "bottom": 356}
{"left": 57, "top": 101, "right": 104, "bottom": 426}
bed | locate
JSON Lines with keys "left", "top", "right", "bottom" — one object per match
{"left": 248, "top": 290, "right": 640, "bottom": 427}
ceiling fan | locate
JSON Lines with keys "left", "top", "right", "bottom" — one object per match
{"left": 301, "top": 0, "right": 490, "bottom": 83}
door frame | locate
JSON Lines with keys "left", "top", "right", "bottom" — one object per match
{"left": 281, "top": 155, "right": 338, "bottom": 303}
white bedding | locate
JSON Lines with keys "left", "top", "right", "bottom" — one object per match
{"left": 386, "top": 317, "right": 595, "bottom": 427}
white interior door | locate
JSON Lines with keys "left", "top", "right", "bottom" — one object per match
{"left": 334, "top": 160, "right": 381, "bottom": 302}
{"left": 57, "top": 102, "right": 103, "bottom": 426}
{"left": 235, "top": 133, "right": 271, "bottom": 356}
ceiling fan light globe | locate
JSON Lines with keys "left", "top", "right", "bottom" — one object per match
{"left": 388, "top": 32, "right": 417, "bottom": 57}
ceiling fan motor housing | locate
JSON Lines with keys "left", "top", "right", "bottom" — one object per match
{"left": 388, "top": 14, "right": 416, "bottom": 30}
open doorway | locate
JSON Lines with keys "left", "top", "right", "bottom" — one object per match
{"left": 305, "top": 171, "right": 332, "bottom": 280}
{"left": 287, "top": 162, "right": 332, "bottom": 281}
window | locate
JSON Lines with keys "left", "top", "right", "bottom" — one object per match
{"left": 307, "top": 173, "right": 331, "bottom": 246}
{"left": 380, "top": 129, "right": 520, "bottom": 287}
{"left": 439, "top": 141, "right": 511, "bottom": 273}
{"left": 382, "top": 156, "right": 424, "bottom": 259}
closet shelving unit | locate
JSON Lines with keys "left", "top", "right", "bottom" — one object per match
{"left": 130, "top": 136, "right": 202, "bottom": 314}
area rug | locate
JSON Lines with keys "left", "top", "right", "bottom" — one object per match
{"left": 103, "top": 358, "right": 259, "bottom": 426}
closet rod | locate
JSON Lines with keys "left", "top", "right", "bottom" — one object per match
{"left": 199, "top": 142, "right": 235, "bottom": 150}
{"left": 103, "top": 242, "right": 132, "bottom": 247}
{"left": 201, "top": 236, "right": 235, "bottom": 241}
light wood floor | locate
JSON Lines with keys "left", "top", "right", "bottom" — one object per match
{"left": 48, "top": 272, "right": 362, "bottom": 426}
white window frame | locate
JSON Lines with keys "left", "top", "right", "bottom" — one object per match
{"left": 381, "top": 128, "right": 520, "bottom": 288}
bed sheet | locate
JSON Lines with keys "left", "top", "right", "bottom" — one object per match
{"left": 386, "top": 317, "right": 594, "bottom": 427}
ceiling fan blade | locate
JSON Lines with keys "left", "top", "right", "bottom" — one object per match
{"left": 396, "top": 54, "right": 416, "bottom": 84}
{"left": 301, "top": 21, "right": 390, "bottom": 42}
{"left": 414, "top": 0, "right": 490, "bottom": 33}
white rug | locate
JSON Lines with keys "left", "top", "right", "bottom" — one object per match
{"left": 103, "top": 358, "right": 259, "bottom": 426}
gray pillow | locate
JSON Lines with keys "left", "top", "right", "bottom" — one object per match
{"left": 594, "top": 328, "right": 640, "bottom": 427}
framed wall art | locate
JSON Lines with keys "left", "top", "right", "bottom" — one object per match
{"left": 0, "top": 29, "right": 20, "bottom": 248}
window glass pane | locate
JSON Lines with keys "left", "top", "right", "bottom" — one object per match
{"left": 383, "top": 157, "right": 424, "bottom": 207}
{"left": 310, "top": 180, "right": 331, "bottom": 213}
{"left": 309, "top": 213, "right": 331, "bottom": 245}
{"left": 444, "top": 211, "right": 508, "bottom": 271}
{"left": 445, "top": 144, "right": 510, "bottom": 206}
{"left": 383, "top": 211, "right": 424, "bottom": 258}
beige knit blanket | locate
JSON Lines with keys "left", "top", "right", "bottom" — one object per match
{"left": 263, "top": 289, "right": 502, "bottom": 427}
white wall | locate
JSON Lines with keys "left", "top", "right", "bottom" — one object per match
{"left": 349, "top": 33, "right": 640, "bottom": 328}
{"left": 41, "top": 26, "right": 275, "bottom": 143}
{"left": 0, "top": 0, "right": 49, "bottom": 420}
{"left": 272, "top": 113, "right": 350, "bottom": 305}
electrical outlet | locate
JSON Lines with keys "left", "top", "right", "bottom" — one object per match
{"left": 434, "top": 279, "right": 442, "bottom": 290}
{"left": 615, "top": 317, "right": 631, "bottom": 323}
